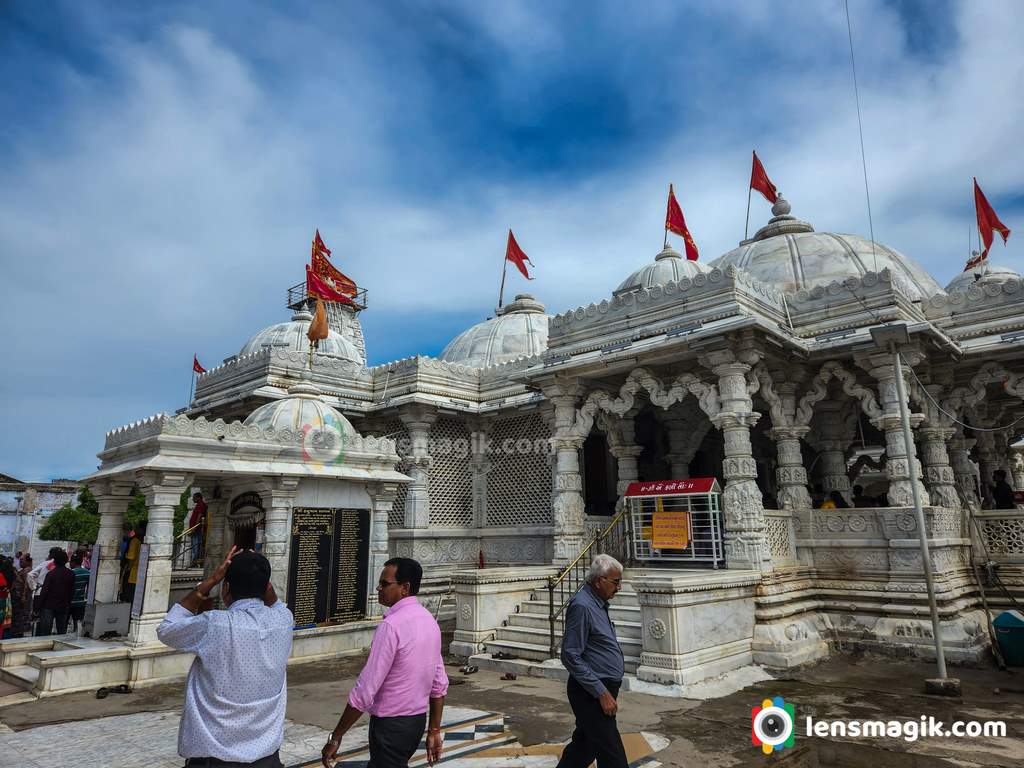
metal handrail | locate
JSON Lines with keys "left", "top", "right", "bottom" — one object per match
{"left": 547, "top": 504, "right": 632, "bottom": 658}
{"left": 171, "top": 519, "right": 207, "bottom": 570}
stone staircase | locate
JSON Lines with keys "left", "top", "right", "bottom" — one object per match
{"left": 473, "top": 582, "right": 642, "bottom": 676}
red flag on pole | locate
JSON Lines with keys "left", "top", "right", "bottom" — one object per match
{"left": 974, "top": 178, "right": 1010, "bottom": 260}
{"left": 313, "top": 229, "right": 332, "bottom": 257}
{"left": 665, "top": 184, "right": 700, "bottom": 261}
{"left": 505, "top": 229, "right": 534, "bottom": 280}
{"left": 311, "top": 250, "right": 358, "bottom": 297}
{"left": 750, "top": 151, "right": 779, "bottom": 204}
{"left": 306, "top": 265, "right": 354, "bottom": 304}
{"left": 192, "top": 355, "right": 206, "bottom": 374}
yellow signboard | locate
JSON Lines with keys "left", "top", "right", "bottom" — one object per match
{"left": 652, "top": 510, "right": 690, "bottom": 549}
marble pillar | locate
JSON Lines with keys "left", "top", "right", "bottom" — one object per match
{"left": 705, "top": 351, "right": 770, "bottom": 573}
{"left": 201, "top": 491, "right": 230, "bottom": 582}
{"left": 366, "top": 482, "right": 399, "bottom": 618}
{"left": 948, "top": 431, "right": 980, "bottom": 509}
{"left": 131, "top": 472, "right": 191, "bottom": 646}
{"left": 546, "top": 384, "right": 586, "bottom": 564}
{"left": 400, "top": 408, "right": 436, "bottom": 528}
{"left": 812, "top": 404, "right": 853, "bottom": 504}
{"left": 863, "top": 351, "right": 931, "bottom": 507}
{"left": 258, "top": 478, "right": 299, "bottom": 599}
{"left": 1012, "top": 449, "right": 1024, "bottom": 492}
{"left": 469, "top": 423, "right": 489, "bottom": 527}
{"left": 91, "top": 481, "right": 134, "bottom": 604}
{"left": 768, "top": 426, "right": 811, "bottom": 511}
{"left": 918, "top": 426, "right": 959, "bottom": 509}
{"left": 975, "top": 431, "right": 1000, "bottom": 508}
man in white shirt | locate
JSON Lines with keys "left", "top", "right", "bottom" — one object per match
{"left": 157, "top": 547, "right": 293, "bottom": 768}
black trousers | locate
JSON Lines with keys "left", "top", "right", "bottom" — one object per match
{"left": 368, "top": 712, "right": 427, "bottom": 768}
{"left": 36, "top": 608, "right": 69, "bottom": 636}
{"left": 184, "top": 750, "right": 282, "bottom": 768}
{"left": 556, "top": 677, "right": 628, "bottom": 768}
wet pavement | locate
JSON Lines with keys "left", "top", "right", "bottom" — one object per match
{"left": 2, "top": 646, "right": 1023, "bottom": 767}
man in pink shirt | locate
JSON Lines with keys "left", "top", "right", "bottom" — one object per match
{"left": 321, "top": 558, "right": 448, "bottom": 768}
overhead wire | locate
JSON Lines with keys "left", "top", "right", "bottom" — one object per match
{"left": 844, "top": 0, "right": 879, "bottom": 274}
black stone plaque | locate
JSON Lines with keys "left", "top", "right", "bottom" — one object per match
{"left": 287, "top": 507, "right": 369, "bottom": 627}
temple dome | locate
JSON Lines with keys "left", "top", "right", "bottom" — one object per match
{"left": 944, "top": 260, "right": 1021, "bottom": 293}
{"left": 710, "top": 197, "right": 944, "bottom": 301}
{"left": 440, "top": 293, "right": 550, "bottom": 368}
{"left": 615, "top": 244, "right": 707, "bottom": 293}
{"left": 243, "top": 378, "right": 355, "bottom": 436}
{"left": 239, "top": 309, "right": 360, "bottom": 361}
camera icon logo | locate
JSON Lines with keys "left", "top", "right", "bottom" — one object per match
{"left": 751, "top": 695, "right": 795, "bottom": 754}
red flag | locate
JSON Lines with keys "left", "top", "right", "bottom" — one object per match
{"left": 313, "top": 229, "right": 332, "bottom": 258}
{"left": 306, "top": 299, "right": 329, "bottom": 344}
{"left": 505, "top": 229, "right": 534, "bottom": 280}
{"left": 192, "top": 355, "right": 206, "bottom": 374}
{"left": 974, "top": 178, "right": 1010, "bottom": 259}
{"left": 665, "top": 184, "right": 700, "bottom": 261}
{"left": 312, "top": 249, "right": 358, "bottom": 298}
{"left": 750, "top": 151, "right": 779, "bottom": 204}
{"left": 306, "top": 265, "right": 354, "bottom": 304}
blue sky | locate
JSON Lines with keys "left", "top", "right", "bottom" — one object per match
{"left": 1, "top": 0, "right": 1021, "bottom": 481}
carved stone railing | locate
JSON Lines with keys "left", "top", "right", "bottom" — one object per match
{"left": 973, "top": 510, "right": 1024, "bottom": 564}
{"left": 764, "top": 509, "right": 797, "bottom": 567}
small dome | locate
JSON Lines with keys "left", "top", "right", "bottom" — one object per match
{"left": 440, "top": 293, "right": 550, "bottom": 368}
{"left": 239, "top": 309, "right": 360, "bottom": 361}
{"left": 711, "top": 198, "right": 943, "bottom": 301}
{"left": 945, "top": 260, "right": 1021, "bottom": 293}
{"left": 616, "top": 244, "right": 707, "bottom": 293}
{"left": 243, "top": 379, "right": 355, "bottom": 436}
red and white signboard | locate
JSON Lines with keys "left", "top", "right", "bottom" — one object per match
{"left": 624, "top": 478, "right": 721, "bottom": 497}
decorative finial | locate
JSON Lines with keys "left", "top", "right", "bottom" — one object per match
{"left": 771, "top": 195, "right": 791, "bottom": 217}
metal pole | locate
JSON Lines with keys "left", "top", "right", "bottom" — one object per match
{"left": 744, "top": 185, "right": 752, "bottom": 241}
{"left": 892, "top": 345, "right": 948, "bottom": 679}
{"left": 497, "top": 255, "right": 508, "bottom": 310}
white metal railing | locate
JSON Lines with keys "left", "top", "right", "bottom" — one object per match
{"left": 628, "top": 492, "right": 725, "bottom": 566}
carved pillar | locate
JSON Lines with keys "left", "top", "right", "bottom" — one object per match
{"left": 975, "top": 431, "right": 1000, "bottom": 508}
{"left": 705, "top": 351, "right": 770, "bottom": 573}
{"left": 469, "top": 421, "right": 489, "bottom": 527}
{"left": 399, "top": 407, "right": 437, "bottom": 528}
{"left": 862, "top": 351, "right": 930, "bottom": 507}
{"left": 812, "top": 404, "right": 853, "bottom": 504}
{"left": 366, "top": 482, "right": 398, "bottom": 617}
{"left": 918, "top": 426, "right": 958, "bottom": 509}
{"left": 91, "top": 480, "right": 134, "bottom": 604}
{"left": 948, "top": 431, "right": 979, "bottom": 508}
{"left": 132, "top": 472, "right": 191, "bottom": 646}
{"left": 201, "top": 488, "right": 230, "bottom": 581}
{"left": 768, "top": 426, "right": 811, "bottom": 511}
{"left": 545, "top": 382, "right": 586, "bottom": 564}
{"left": 663, "top": 412, "right": 709, "bottom": 479}
{"left": 258, "top": 478, "right": 299, "bottom": 599}
{"left": 1012, "top": 448, "right": 1024, "bottom": 491}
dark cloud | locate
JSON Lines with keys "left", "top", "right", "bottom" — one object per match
{"left": 0, "top": 0, "right": 1021, "bottom": 480}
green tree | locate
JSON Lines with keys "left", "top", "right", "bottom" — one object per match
{"left": 38, "top": 487, "right": 100, "bottom": 543}
{"left": 125, "top": 492, "right": 148, "bottom": 529}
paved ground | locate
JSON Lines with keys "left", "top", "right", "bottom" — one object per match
{"left": 2, "top": 646, "right": 1024, "bottom": 768}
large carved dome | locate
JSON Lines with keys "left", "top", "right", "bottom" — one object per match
{"left": 239, "top": 309, "right": 360, "bottom": 361}
{"left": 243, "top": 379, "right": 355, "bottom": 435}
{"left": 711, "top": 198, "right": 943, "bottom": 301}
{"left": 440, "top": 293, "right": 550, "bottom": 368}
{"left": 616, "top": 244, "right": 708, "bottom": 293}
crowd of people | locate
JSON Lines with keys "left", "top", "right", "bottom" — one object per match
{"left": 0, "top": 546, "right": 91, "bottom": 639}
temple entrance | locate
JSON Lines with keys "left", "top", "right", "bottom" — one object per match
{"left": 583, "top": 431, "right": 618, "bottom": 516}
{"left": 229, "top": 491, "right": 264, "bottom": 551}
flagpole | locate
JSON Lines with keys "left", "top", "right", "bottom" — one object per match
{"left": 663, "top": 185, "right": 670, "bottom": 249}
{"left": 497, "top": 251, "right": 508, "bottom": 310}
{"left": 744, "top": 185, "right": 752, "bottom": 241}
{"left": 188, "top": 369, "right": 195, "bottom": 407}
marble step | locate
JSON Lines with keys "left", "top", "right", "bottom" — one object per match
{"left": 493, "top": 624, "right": 642, "bottom": 654}
{"left": 504, "top": 612, "right": 642, "bottom": 639}
{"left": 517, "top": 599, "right": 641, "bottom": 623}
{"left": 531, "top": 587, "right": 640, "bottom": 608}
{"left": 0, "top": 664, "right": 39, "bottom": 691}
{"left": 477, "top": 641, "right": 640, "bottom": 674}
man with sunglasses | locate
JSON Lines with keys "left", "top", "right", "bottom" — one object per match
{"left": 556, "top": 553, "right": 627, "bottom": 768}
{"left": 322, "top": 557, "right": 448, "bottom": 768}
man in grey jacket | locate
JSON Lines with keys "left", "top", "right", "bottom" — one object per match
{"left": 557, "top": 553, "right": 627, "bottom": 768}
